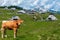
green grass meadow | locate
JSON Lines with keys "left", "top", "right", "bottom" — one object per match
{"left": 0, "top": 9, "right": 60, "bottom": 40}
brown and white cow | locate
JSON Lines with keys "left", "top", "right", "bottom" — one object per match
{"left": 1, "top": 19, "right": 23, "bottom": 38}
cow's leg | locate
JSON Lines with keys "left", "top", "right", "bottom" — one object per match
{"left": 4, "top": 29, "right": 7, "bottom": 38}
{"left": 13, "top": 28, "right": 17, "bottom": 38}
{"left": 1, "top": 27, "right": 5, "bottom": 38}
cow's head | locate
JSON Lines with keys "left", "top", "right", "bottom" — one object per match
{"left": 16, "top": 19, "right": 24, "bottom": 25}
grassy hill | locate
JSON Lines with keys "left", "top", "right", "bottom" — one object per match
{"left": 0, "top": 9, "right": 60, "bottom": 40}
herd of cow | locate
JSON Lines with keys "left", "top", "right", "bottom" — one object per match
{"left": 1, "top": 16, "right": 24, "bottom": 38}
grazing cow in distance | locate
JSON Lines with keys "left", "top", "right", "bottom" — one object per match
{"left": 1, "top": 19, "right": 23, "bottom": 38}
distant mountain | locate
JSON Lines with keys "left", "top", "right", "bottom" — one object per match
{"left": 8, "top": 6, "right": 23, "bottom": 10}
{"left": 0, "top": 0, "right": 60, "bottom": 12}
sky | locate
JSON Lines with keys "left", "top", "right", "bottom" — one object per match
{"left": 0, "top": 0, "right": 60, "bottom": 11}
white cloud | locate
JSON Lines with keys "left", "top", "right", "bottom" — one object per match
{"left": 1, "top": 0, "right": 7, "bottom": 6}
{"left": 50, "top": 1, "right": 60, "bottom": 11}
{"left": 40, "top": 0, "right": 48, "bottom": 6}
{"left": 12, "top": 0, "right": 18, "bottom": 5}
{"left": 1, "top": 0, "right": 23, "bottom": 6}
{"left": 44, "top": 5, "right": 50, "bottom": 9}
{"left": 44, "top": 0, "right": 56, "bottom": 10}
{"left": 33, "top": 0, "right": 39, "bottom": 5}
{"left": 18, "top": 0, "right": 23, "bottom": 4}
{"left": 56, "top": 2, "right": 60, "bottom": 6}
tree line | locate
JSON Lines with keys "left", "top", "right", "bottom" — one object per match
{"left": 0, "top": 6, "right": 23, "bottom": 10}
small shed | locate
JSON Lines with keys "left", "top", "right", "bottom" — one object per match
{"left": 17, "top": 10, "right": 26, "bottom": 14}
{"left": 46, "top": 14, "right": 58, "bottom": 21}
{"left": 10, "top": 8, "right": 16, "bottom": 10}
{"left": 11, "top": 16, "right": 20, "bottom": 20}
